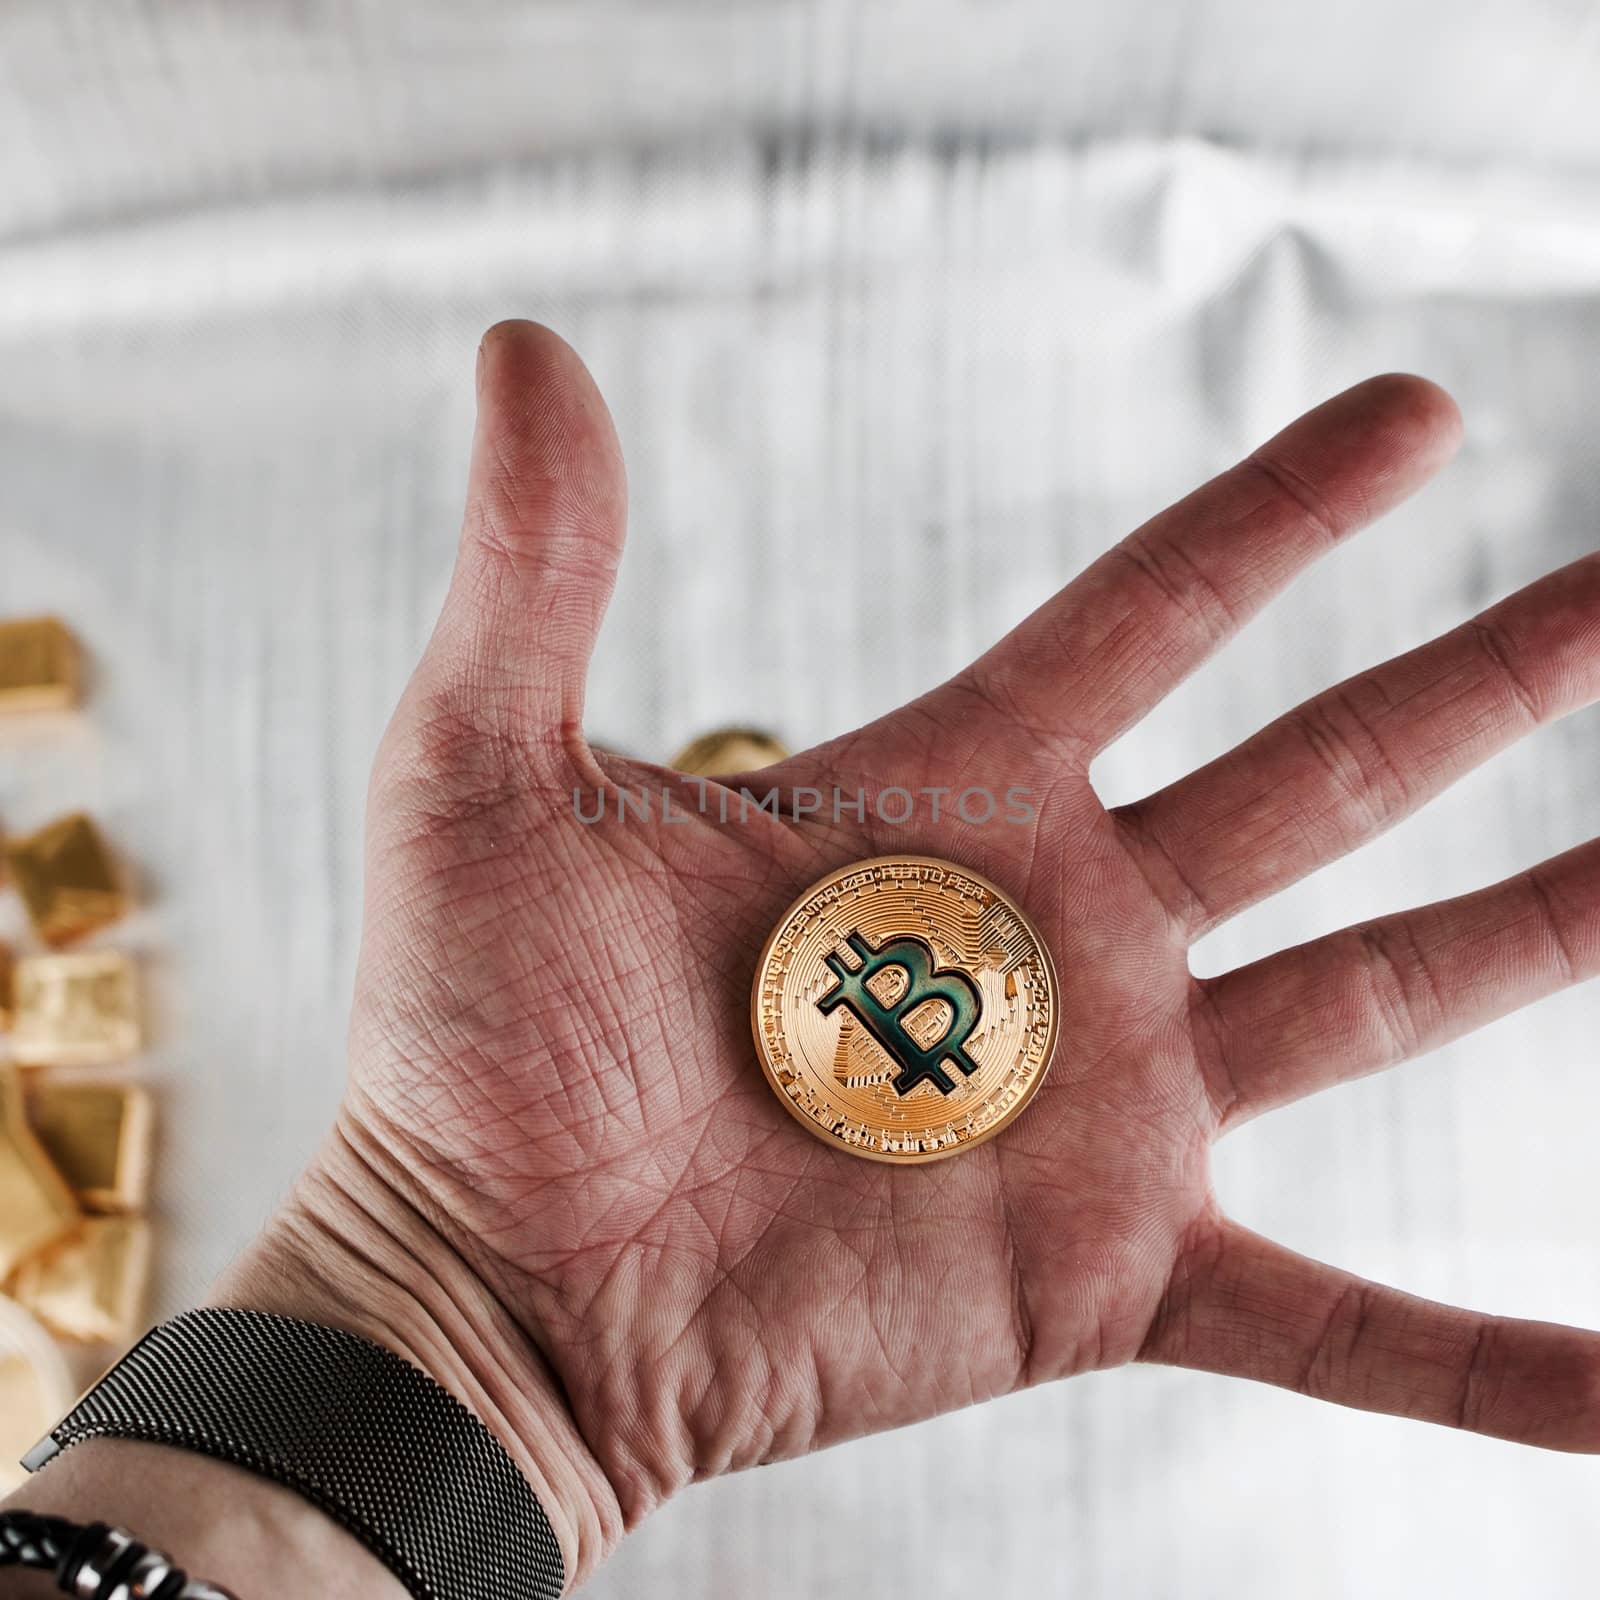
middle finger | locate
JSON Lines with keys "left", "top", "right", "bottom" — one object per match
{"left": 1112, "top": 552, "right": 1600, "bottom": 936}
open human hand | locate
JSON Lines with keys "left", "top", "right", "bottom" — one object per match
{"left": 226, "top": 322, "right": 1600, "bottom": 1586}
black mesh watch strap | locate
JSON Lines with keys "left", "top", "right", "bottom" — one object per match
{"left": 22, "top": 1308, "right": 565, "bottom": 1600}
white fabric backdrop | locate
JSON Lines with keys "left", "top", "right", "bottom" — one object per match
{"left": 3, "top": 4, "right": 1599, "bottom": 1595}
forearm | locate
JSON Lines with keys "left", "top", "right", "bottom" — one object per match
{"left": 0, "top": 1438, "right": 399, "bottom": 1599}
{"left": 2, "top": 1113, "right": 620, "bottom": 1596}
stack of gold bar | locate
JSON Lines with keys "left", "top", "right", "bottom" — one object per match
{"left": 1, "top": 617, "right": 154, "bottom": 1492}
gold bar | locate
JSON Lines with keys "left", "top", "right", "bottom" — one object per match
{"left": 11, "top": 950, "right": 141, "bottom": 1066}
{"left": 10, "top": 1216, "right": 152, "bottom": 1345}
{"left": 5, "top": 812, "right": 128, "bottom": 947}
{"left": 669, "top": 725, "right": 789, "bottom": 777}
{"left": 24, "top": 1078, "right": 154, "bottom": 1214}
{"left": 0, "top": 615, "right": 80, "bottom": 713}
{"left": 0, "top": 1064, "right": 80, "bottom": 1279}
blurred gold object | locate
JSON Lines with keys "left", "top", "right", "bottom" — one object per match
{"left": 11, "top": 1217, "right": 151, "bottom": 1344}
{"left": 0, "top": 939, "right": 13, "bottom": 1028}
{"left": 0, "top": 1066, "right": 80, "bottom": 1278}
{"left": 0, "top": 616, "right": 80, "bottom": 713}
{"left": 5, "top": 811, "right": 128, "bottom": 946}
{"left": 25, "top": 1079, "right": 153, "bottom": 1214}
{"left": 0, "top": 1351, "right": 51, "bottom": 1493}
{"left": 12, "top": 950, "right": 140, "bottom": 1066}
{"left": 0, "top": 1294, "right": 77, "bottom": 1494}
{"left": 670, "top": 725, "right": 789, "bottom": 777}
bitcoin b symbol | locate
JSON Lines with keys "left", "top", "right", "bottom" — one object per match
{"left": 817, "top": 930, "right": 982, "bottom": 1096}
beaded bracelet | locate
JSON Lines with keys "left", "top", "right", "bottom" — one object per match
{"left": 0, "top": 1509, "right": 236, "bottom": 1598}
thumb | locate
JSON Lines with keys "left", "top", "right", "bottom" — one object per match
{"left": 426, "top": 319, "right": 627, "bottom": 752}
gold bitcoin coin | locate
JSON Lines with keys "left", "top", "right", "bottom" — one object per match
{"left": 751, "top": 855, "right": 1059, "bottom": 1164}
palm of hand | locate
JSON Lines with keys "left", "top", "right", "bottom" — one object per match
{"left": 356, "top": 703, "right": 1205, "bottom": 1508}
{"left": 345, "top": 324, "right": 1600, "bottom": 1532}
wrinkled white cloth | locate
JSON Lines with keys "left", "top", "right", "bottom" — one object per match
{"left": 3, "top": 5, "right": 1599, "bottom": 1596}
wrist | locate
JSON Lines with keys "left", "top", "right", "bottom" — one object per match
{"left": 208, "top": 1112, "right": 623, "bottom": 1592}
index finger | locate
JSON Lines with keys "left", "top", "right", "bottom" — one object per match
{"left": 961, "top": 374, "right": 1463, "bottom": 760}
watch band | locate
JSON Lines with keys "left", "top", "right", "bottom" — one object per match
{"left": 22, "top": 1308, "right": 565, "bottom": 1600}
